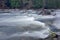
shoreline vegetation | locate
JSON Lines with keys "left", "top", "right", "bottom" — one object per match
{"left": 0, "top": 0, "right": 60, "bottom": 9}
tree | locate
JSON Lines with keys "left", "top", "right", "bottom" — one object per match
{"left": 32, "top": 0, "right": 43, "bottom": 8}
{"left": 10, "top": 0, "right": 20, "bottom": 8}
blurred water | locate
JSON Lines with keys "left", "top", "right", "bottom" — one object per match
{"left": 0, "top": 9, "right": 59, "bottom": 40}
{"left": 51, "top": 10, "right": 60, "bottom": 35}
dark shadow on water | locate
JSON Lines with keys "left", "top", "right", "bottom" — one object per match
{"left": 49, "top": 25, "right": 60, "bottom": 32}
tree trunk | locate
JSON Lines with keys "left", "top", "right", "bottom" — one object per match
{"left": 28, "top": 0, "right": 33, "bottom": 9}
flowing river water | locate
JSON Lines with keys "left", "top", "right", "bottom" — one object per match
{"left": 0, "top": 9, "right": 60, "bottom": 40}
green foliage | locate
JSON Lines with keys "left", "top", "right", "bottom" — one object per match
{"left": 33, "top": 0, "right": 43, "bottom": 8}
{"left": 32, "top": 0, "right": 60, "bottom": 9}
{"left": 8, "top": 0, "right": 60, "bottom": 9}
{"left": 46, "top": 0, "right": 56, "bottom": 8}
{"left": 10, "top": 0, "right": 21, "bottom": 8}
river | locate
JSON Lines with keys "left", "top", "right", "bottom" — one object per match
{"left": 0, "top": 9, "right": 60, "bottom": 40}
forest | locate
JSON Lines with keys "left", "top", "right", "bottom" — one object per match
{"left": 0, "top": 0, "right": 60, "bottom": 9}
